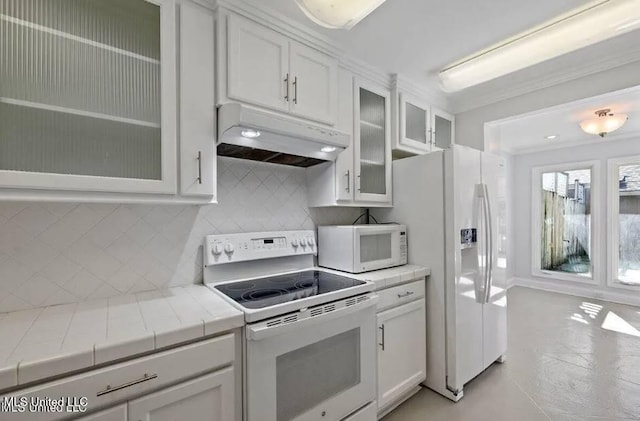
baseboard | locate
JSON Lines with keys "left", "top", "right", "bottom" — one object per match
{"left": 377, "top": 386, "right": 422, "bottom": 419}
{"left": 512, "top": 277, "right": 640, "bottom": 307}
{"left": 506, "top": 277, "right": 517, "bottom": 290}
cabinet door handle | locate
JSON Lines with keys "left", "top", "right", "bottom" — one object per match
{"left": 356, "top": 173, "right": 361, "bottom": 192}
{"left": 293, "top": 76, "right": 298, "bottom": 104}
{"left": 97, "top": 373, "right": 158, "bottom": 397}
{"left": 397, "top": 291, "right": 414, "bottom": 298}
{"left": 284, "top": 73, "right": 289, "bottom": 102}
{"left": 197, "top": 151, "right": 202, "bottom": 185}
{"left": 379, "top": 324, "right": 385, "bottom": 351}
{"left": 345, "top": 170, "right": 350, "bottom": 192}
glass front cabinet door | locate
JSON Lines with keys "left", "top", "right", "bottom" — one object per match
{"left": 397, "top": 93, "right": 431, "bottom": 155}
{"left": 431, "top": 106, "right": 455, "bottom": 152}
{"left": 354, "top": 80, "right": 392, "bottom": 204}
{"left": 0, "top": 0, "right": 177, "bottom": 194}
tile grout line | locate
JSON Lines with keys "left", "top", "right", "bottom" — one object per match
{"left": 57, "top": 302, "right": 79, "bottom": 352}
{"left": 508, "top": 373, "right": 553, "bottom": 421}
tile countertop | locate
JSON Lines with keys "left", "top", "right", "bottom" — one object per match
{"left": 326, "top": 264, "right": 430, "bottom": 290}
{"left": 0, "top": 285, "right": 244, "bottom": 392}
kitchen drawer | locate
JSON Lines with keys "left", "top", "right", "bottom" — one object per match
{"left": 2, "top": 334, "right": 235, "bottom": 421}
{"left": 377, "top": 279, "right": 425, "bottom": 312}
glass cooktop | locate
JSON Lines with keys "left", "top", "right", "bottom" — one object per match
{"left": 214, "top": 270, "right": 366, "bottom": 309}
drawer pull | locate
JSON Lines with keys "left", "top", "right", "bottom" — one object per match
{"left": 397, "top": 291, "right": 414, "bottom": 298}
{"left": 97, "top": 373, "right": 158, "bottom": 397}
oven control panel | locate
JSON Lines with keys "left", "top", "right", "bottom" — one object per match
{"left": 204, "top": 230, "right": 317, "bottom": 266}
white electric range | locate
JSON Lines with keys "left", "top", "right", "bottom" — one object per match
{"left": 203, "top": 230, "right": 378, "bottom": 421}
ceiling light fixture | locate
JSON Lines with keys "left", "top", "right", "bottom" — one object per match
{"left": 439, "top": 0, "right": 640, "bottom": 92}
{"left": 579, "top": 109, "right": 628, "bottom": 137}
{"left": 295, "top": 0, "right": 386, "bottom": 30}
{"left": 545, "top": 135, "right": 558, "bottom": 140}
{"left": 241, "top": 129, "right": 260, "bottom": 138}
{"left": 320, "top": 146, "right": 336, "bottom": 153}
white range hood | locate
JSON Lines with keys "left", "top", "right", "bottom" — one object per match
{"left": 217, "top": 103, "right": 350, "bottom": 167}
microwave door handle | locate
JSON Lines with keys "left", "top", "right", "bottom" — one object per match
{"left": 246, "top": 295, "right": 378, "bottom": 342}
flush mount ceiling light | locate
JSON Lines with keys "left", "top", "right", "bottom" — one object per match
{"left": 320, "top": 146, "right": 336, "bottom": 152}
{"left": 545, "top": 135, "right": 558, "bottom": 140}
{"left": 439, "top": 0, "right": 640, "bottom": 92}
{"left": 579, "top": 109, "right": 628, "bottom": 137}
{"left": 295, "top": 0, "right": 386, "bottom": 29}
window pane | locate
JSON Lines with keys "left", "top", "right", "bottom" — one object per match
{"left": 540, "top": 169, "right": 592, "bottom": 277}
{"left": 617, "top": 164, "right": 640, "bottom": 285}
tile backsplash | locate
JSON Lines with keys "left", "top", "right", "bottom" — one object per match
{"left": 0, "top": 157, "right": 361, "bottom": 313}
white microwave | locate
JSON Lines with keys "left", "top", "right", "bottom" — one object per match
{"left": 318, "top": 225, "right": 408, "bottom": 273}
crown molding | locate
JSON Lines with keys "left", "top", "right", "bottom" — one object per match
{"left": 215, "top": 0, "right": 340, "bottom": 57}
{"left": 450, "top": 44, "right": 640, "bottom": 114}
{"left": 391, "top": 74, "right": 450, "bottom": 110}
{"left": 501, "top": 129, "right": 640, "bottom": 155}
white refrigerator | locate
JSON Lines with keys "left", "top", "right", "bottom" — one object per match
{"left": 375, "top": 144, "right": 507, "bottom": 402}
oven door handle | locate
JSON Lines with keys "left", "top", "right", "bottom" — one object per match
{"left": 246, "top": 295, "right": 378, "bottom": 342}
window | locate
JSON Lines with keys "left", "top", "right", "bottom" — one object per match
{"left": 532, "top": 161, "right": 600, "bottom": 283}
{"left": 608, "top": 157, "right": 640, "bottom": 287}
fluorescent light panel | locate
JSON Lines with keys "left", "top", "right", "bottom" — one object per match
{"left": 439, "top": 0, "right": 640, "bottom": 92}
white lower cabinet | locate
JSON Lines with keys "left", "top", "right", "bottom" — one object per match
{"left": 78, "top": 404, "right": 128, "bottom": 421}
{"left": 128, "top": 368, "right": 234, "bottom": 421}
{"left": 376, "top": 280, "right": 426, "bottom": 416}
{"left": 2, "top": 334, "right": 237, "bottom": 421}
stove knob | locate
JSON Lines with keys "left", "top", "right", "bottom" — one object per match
{"left": 307, "top": 237, "right": 315, "bottom": 246}
{"left": 212, "top": 244, "right": 223, "bottom": 255}
{"left": 299, "top": 238, "right": 307, "bottom": 247}
{"left": 224, "top": 243, "right": 234, "bottom": 254}
{"left": 291, "top": 239, "right": 299, "bottom": 248}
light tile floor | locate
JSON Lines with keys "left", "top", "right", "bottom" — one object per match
{"left": 383, "top": 286, "right": 640, "bottom": 421}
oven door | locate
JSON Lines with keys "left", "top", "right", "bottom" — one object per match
{"left": 354, "top": 226, "right": 403, "bottom": 272}
{"left": 245, "top": 295, "right": 377, "bottom": 421}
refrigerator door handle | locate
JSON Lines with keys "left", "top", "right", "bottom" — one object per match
{"left": 475, "top": 184, "right": 489, "bottom": 304}
{"left": 483, "top": 184, "right": 493, "bottom": 304}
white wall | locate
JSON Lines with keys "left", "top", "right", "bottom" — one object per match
{"left": 0, "top": 157, "right": 360, "bottom": 313}
{"left": 511, "top": 136, "right": 640, "bottom": 305}
{"left": 455, "top": 61, "right": 640, "bottom": 151}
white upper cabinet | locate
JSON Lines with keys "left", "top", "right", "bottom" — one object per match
{"left": 391, "top": 76, "right": 455, "bottom": 156}
{"left": 222, "top": 13, "right": 338, "bottom": 126}
{"left": 394, "top": 92, "right": 431, "bottom": 155}
{"left": 306, "top": 71, "right": 392, "bottom": 207}
{"left": 179, "top": 1, "right": 216, "bottom": 198}
{"left": 289, "top": 42, "right": 338, "bottom": 125}
{"left": 354, "top": 79, "right": 392, "bottom": 204}
{"left": 431, "top": 106, "right": 455, "bottom": 151}
{"left": 334, "top": 69, "right": 356, "bottom": 202}
{"left": 226, "top": 14, "right": 289, "bottom": 113}
{"left": 0, "top": 0, "right": 177, "bottom": 195}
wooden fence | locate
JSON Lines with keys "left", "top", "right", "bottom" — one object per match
{"left": 541, "top": 190, "right": 589, "bottom": 270}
